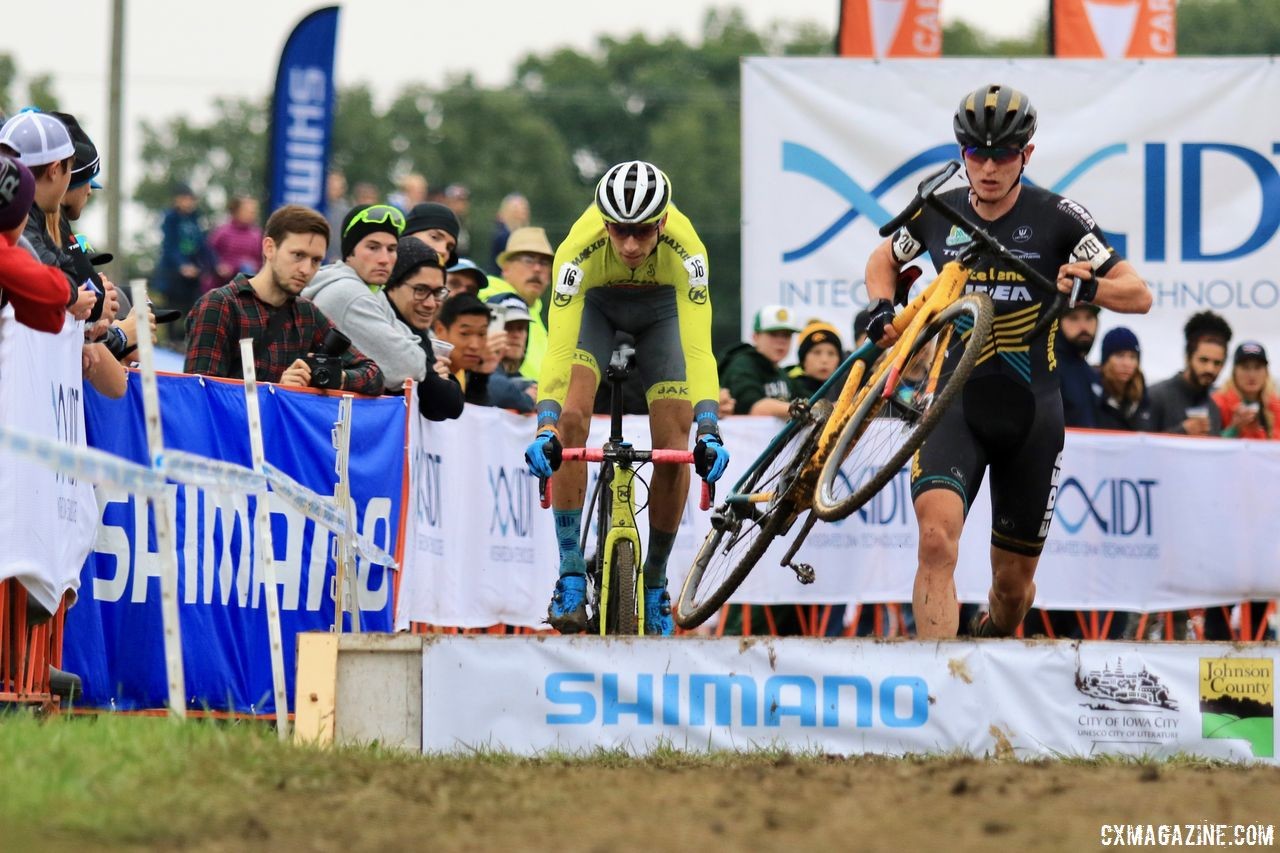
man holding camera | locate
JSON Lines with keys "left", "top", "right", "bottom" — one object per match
{"left": 184, "top": 204, "right": 383, "bottom": 395}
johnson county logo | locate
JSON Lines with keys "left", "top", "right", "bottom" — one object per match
{"left": 1200, "top": 658, "right": 1274, "bottom": 758}
{"left": 1075, "top": 657, "right": 1179, "bottom": 746}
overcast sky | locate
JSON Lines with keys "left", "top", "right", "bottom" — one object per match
{"left": 5, "top": 0, "right": 1041, "bottom": 247}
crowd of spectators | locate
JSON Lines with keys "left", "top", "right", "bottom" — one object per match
{"left": 2, "top": 105, "right": 1274, "bottom": 648}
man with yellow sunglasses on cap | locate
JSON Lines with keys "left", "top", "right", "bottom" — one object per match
{"left": 303, "top": 203, "right": 439, "bottom": 391}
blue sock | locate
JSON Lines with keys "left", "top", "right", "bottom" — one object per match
{"left": 554, "top": 509, "right": 586, "bottom": 577}
{"left": 643, "top": 528, "right": 677, "bottom": 589}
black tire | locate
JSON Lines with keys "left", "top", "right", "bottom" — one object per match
{"left": 605, "top": 539, "right": 639, "bottom": 635}
{"left": 674, "top": 401, "right": 831, "bottom": 629}
{"left": 812, "top": 293, "right": 994, "bottom": 522}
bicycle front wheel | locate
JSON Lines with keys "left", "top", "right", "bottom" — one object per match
{"left": 813, "top": 293, "right": 993, "bottom": 522}
{"left": 604, "top": 539, "right": 638, "bottom": 635}
{"left": 674, "top": 401, "right": 830, "bottom": 629}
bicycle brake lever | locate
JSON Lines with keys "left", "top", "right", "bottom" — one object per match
{"left": 539, "top": 476, "right": 552, "bottom": 509}
{"left": 700, "top": 481, "right": 713, "bottom": 512}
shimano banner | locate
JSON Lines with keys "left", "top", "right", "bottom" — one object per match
{"left": 742, "top": 58, "right": 1280, "bottom": 379}
{"left": 421, "top": 635, "right": 1278, "bottom": 763}
{"left": 66, "top": 374, "right": 403, "bottom": 713}
{"left": 267, "top": 6, "right": 340, "bottom": 212}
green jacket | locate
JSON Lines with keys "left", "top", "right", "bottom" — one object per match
{"left": 478, "top": 277, "right": 546, "bottom": 382}
{"left": 718, "top": 342, "right": 792, "bottom": 415}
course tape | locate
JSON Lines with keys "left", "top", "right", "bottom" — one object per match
{"left": 0, "top": 425, "right": 168, "bottom": 494}
{"left": 0, "top": 426, "right": 396, "bottom": 570}
{"left": 262, "top": 463, "right": 398, "bottom": 569}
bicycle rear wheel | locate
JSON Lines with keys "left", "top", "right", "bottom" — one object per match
{"left": 674, "top": 401, "right": 831, "bottom": 629}
{"left": 604, "top": 539, "right": 639, "bottom": 635}
{"left": 812, "top": 293, "right": 993, "bottom": 522}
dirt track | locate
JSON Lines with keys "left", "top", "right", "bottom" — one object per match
{"left": 137, "top": 756, "right": 1280, "bottom": 852}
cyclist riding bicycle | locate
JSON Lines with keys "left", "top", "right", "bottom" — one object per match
{"left": 524, "top": 160, "right": 729, "bottom": 635}
{"left": 864, "top": 84, "right": 1151, "bottom": 638}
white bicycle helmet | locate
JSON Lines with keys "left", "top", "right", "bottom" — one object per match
{"left": 594, "top": 160, "right": 671, "bottom": 224}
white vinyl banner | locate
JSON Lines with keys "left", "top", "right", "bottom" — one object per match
{"left": 742, "top": 58, "right": 1280, "bottom": 379}
{"left": 421, "top": 636, "right": 1278, "bottom": 763}
{"left": 0, "top": 306, "right": 98, "bottom": 613}
{"left": 396, "top": 408, "right": 1280, "bottom": 629}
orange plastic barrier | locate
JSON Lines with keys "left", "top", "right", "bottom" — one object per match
{"left": 0, "top": 579, "right": 62, "bottom": 709}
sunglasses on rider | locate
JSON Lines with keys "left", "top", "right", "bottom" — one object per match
{"left": 342, "top": 204, "right": 406, "bottom": 237}
{"left": 606, "top": 221, "right": 660, "bottom": 240}
{"left": 961, "top": 146, "right": 1024, "bottom": 166}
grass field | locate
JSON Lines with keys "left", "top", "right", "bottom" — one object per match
{"left": 3, "top": 713, "right": 1279, "bottom": 851}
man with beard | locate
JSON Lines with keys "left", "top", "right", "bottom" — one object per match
{"left": 479, "top": 226, "right": 553, "bottom": 381}
{"left": 1056, "top": 303, "right": 1101, "bottom": 427}
{"left": 1147, "top": 310, "right": 1231, "bottom": 435}
{"left": 185, "top": 205, "right": 382, "bottom": 394}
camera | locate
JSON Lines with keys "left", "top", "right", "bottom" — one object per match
{"left": 306, "top": 328, "right": 352, "bottom": 390}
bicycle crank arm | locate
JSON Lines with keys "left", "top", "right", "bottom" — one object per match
{"left": 779, "top": 512, "right": 818, "bottom": 580}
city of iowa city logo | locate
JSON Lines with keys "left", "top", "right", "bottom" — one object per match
{"left": 1200, "top": 658, "right": 1273, "bottom": 758}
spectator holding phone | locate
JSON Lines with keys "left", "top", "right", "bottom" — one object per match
{"left": 1212, "top": 341, "right": 1278, "bottom": 439}
{"left": 1147, "top": 310, "right": 1230, "bottom": 436}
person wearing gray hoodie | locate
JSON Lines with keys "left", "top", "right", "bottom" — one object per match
{"left": 300, "top": 203, "right": 429, "bottom": 390}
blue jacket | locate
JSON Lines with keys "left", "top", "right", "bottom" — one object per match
{"left": 1056, "top": 336, "right": 1099, "bottom": 428}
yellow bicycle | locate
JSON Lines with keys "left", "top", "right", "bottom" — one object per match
{"left": 675, "top": 160, "right": 1062, "bottom": 628}
{"left": 539, "top": 343, "right": 710, "bottom": 634}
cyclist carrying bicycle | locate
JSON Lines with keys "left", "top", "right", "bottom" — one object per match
{"left": 864, "top": 84, "right": 1151, "bottom": 638}
{"left": 524, "top": 161, "right": 729, "bottom": 635}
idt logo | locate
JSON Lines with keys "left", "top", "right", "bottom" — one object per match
{"left": 414, "top": 449, "right": 442, "bottom": 528}
{"left": 489, "top": 465, "right": 534, "bottom": 537}
{"left": 1054, "top": 477, "right": 1158, "bottom": 536}
{"left": 782, "top": 141, "right": 1280, "bottom": 264}
{"left": 829, "top": 465, "right": 912, "bottom": 527}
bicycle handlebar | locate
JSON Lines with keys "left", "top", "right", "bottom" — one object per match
{"left": 537, "top": 448, "right": 712, "bottom": 511}
{"left": 879, "top": 160, "right": 1067, "bottom": 343}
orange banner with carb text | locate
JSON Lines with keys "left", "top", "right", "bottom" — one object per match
{"left": 838, "top": 0, "right": 941, "bottom": 58}
{"left": 1053, "top": 0, "right": 1176, "bottom": 58}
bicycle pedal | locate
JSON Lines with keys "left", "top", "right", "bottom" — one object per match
{"left": 787, "top": 562, "right": 816, "bottom": 585}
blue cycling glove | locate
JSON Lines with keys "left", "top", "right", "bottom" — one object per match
{"left": 525, "top": 430, "right": 563, "bottom": 478}
{"left": 694, "top": 434, "right": 729, "bottom": 483}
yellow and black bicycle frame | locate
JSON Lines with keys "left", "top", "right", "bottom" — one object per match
{"left": 598, "top": 463, "right": 644, "bottom": 635}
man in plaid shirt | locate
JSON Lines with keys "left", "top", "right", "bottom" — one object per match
{"left": 184, "top": 204, "right": 383, "bottom": 394}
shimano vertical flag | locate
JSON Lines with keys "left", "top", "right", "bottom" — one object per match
{"left": 1052, "top": 0, "right": 1176, "bottom": 57}
{"left": 837, "top": 0, "right": 941, "bottom": 58}
{"left": 267, "top": 6, "right": 340, "bottom": 212}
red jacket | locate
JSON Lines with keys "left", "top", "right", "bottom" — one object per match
{"left": 1214, "top": 385, "right": 1280, "bottom": 440}
{"left": 0, "top": 239, "right": 70, "bottom": 334}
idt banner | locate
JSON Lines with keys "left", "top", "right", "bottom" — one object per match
{"left": 67, "top": 374, "right": 404, "bottom": 713}
{"left": 742, "top": 58, "right": 1280, "bottom": 380}
{"left": 267, "top": 6, "right": 340, "bottom": 212}
{"left": 1053, "top": 0, "right": 1176, "bottom": 58}
{"left": 838, "top": 0, "right": 941, "bottom": 58}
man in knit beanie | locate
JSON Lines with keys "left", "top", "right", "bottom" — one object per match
{"left": 403, "top": 201, "right": 459, "bottom": 266}
{"left": 303, "top": 203, "right": 432, "bottom": 389}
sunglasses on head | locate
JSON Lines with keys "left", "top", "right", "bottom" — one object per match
{"left": 343, "top": 204, "right": 406, "bottom": 237}
{"left": 606, "top": 221, "right": 659, "bottom": 239}
{"left": 962, "top": 146, "right": 1024, "bottom": 166}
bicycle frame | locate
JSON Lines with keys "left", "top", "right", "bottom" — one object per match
{"left": 540, "top": 345, "right": 706, "bottom": 635}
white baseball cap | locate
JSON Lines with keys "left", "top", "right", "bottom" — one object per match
{"left": 0, "top": 110, "right": 75, "bottom": 167}
{"left": 753, "top": 304, "right": 800, "bottom": 334}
